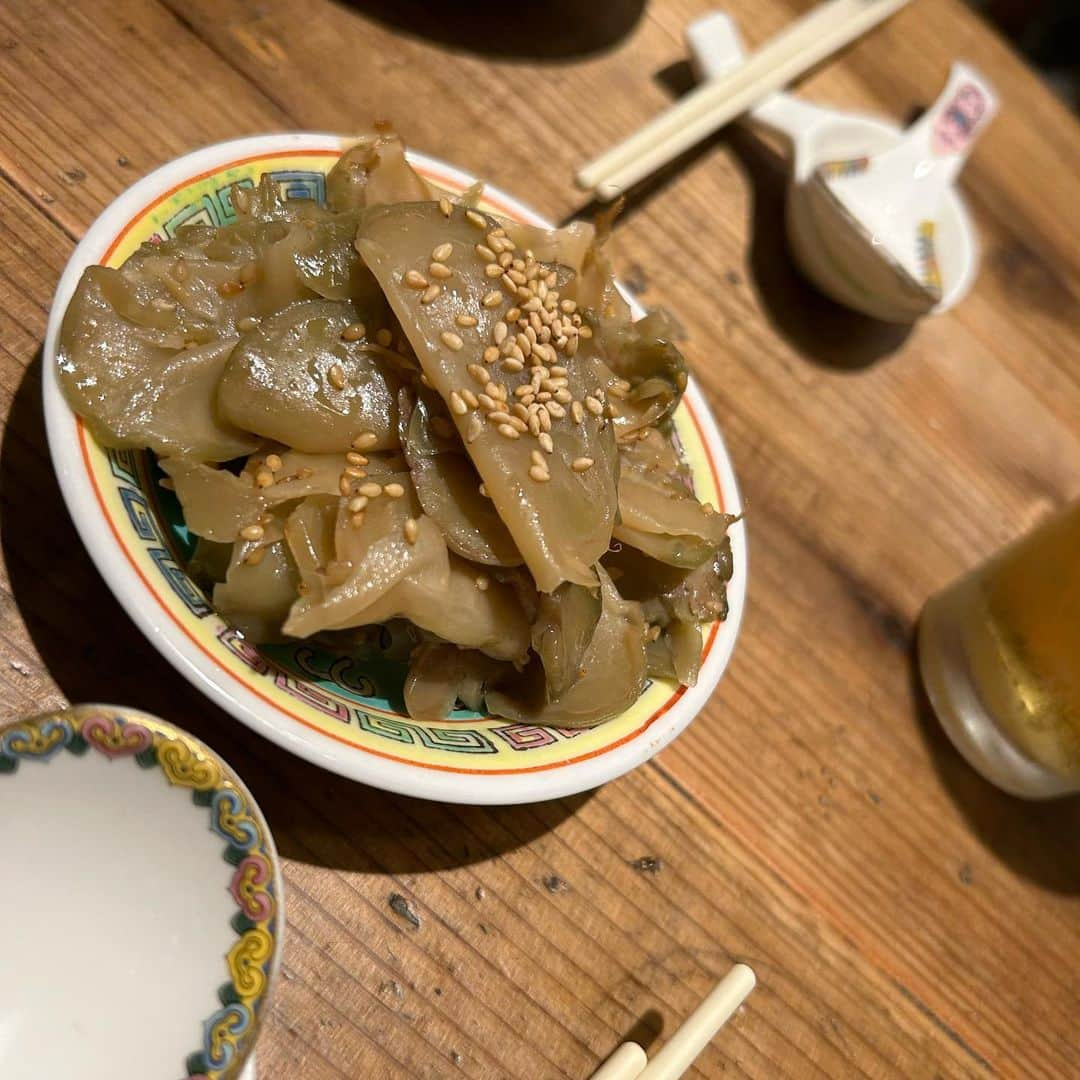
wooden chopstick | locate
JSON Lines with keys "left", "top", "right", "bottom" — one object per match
{"left": 576, "top": 0, "right": 912, "bottom": 201}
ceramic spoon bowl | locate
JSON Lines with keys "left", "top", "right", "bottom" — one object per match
{"left": 688, "top": 12, "right": 980, "bottom": 322}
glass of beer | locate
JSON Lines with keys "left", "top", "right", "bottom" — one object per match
{"left": 918, "top": 501, "right": 1080, "bottom": 798}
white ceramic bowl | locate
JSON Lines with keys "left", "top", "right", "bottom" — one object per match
{"left": 0, "top": 705, "right": 282, "bottom": 1080}
{"left": 43, "top": 133, "right": 746, "bottom": 805}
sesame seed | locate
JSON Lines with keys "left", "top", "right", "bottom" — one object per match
{"left": 501, "top": 273, "right": 517, "bottom": 293}
{"left": 497, "top": 423, "right": 520, "bottom": 440}
{"left": 466, "top": 210, "right": 487, "bottom": 229}
{"left": 511, "top": 403, "right": 530, "bottom": 421}
{"left": 297, "top": 467, "right": 314, "bottom": 479}
{"left": 539, "top": 432, "right": 555, "bottom": 454}
{"left": 501, "top": 357, "right": 524, "bottom": 373}
{"left": 346, "top": 451, "right": 367, "bottom": 466}
{"left": 344, "top": 465, "right": 366, "bottom": 478}
{"left": 477, "top": 393, "right": 497, "bottom": 411}
{"left": 328, "top": 363, "right": 347, "bottom": 390}
{"left": 537, "top": 391, "right": 552, "bottom": 402}
{"left": 475, "top": 575, "right": 490, "bottom": 591}
{"left": 554, "top": 388, "right": 572, "bottom": 404}
{"left": 466, "top": 413, "right": 483, "bottom": 442}
{"left": 479, "top": 483, "right": 489, "bottom": 497}
{"left": 441, "top": 331, "right": 464, "bottom": 351}
{"left": 506, "top": 307, "right": 521, "bottom": 322}
{"left": 456, "top": 314, "right": 478, "bottom": 328}
{"left": 438, "top": 197, "right": 452, "bottom": 217}
{"left": 579, "top": 324, "right": 593, "bottom": 339}
{"left": 429, "top": 262, "right": 452, "bottom": 280}
{"left": 514, "top": 384, "right": 534, "bottom": 398}
{"left": 351, "top": 512, "right": 366, "bottom": 528}
{"left": 538, "top": 407, "right": 552, "bottom": 433}
{"left": 467, "top": 362, "right": 487, "bottom": 383}
{"left": 488, "top": 410, "right": 513, "bottom": 425}
{"left": 559, "top": 299, "right": 577, "bottom": 314}
{"left": 484, "top": 381, "right": 501, "bottom": 400}
{"left": 490, "top": 227, "right": 507, "bottom": 238}
{"left": 571, "top": 456, "right": 594, "bottom": 473}
{"left": 240, "top": 524, "right": 264, "bottom": 541}
{"left": 609, "top": 383, "right": 629, "bottom": 399}
{"left": 585, "top": 396, "right": 603, "bottom": 416}
{"left": 486, "top": 263, "right": 504, "bottom": 279}
{"left": 528, "top": 413, "right": 541, "bottom": 436}
{"left": 404, "top": 517, "right": 419, "bottom": 544}
{"left": 493, "top": 322, "right": 508, "bottom": 345}
{"left": 255, "top": 469, "right": 274, "bottom": 488}
{"left": 461, "top": 388, "right": 479, "bottom": 408}
{"left": 522, "top": 297, "right": 542, "bottom": 312}
{"left": 566, "top": 336, "right": 579, "bottom": 357}
{"left": 499, "top": 251, "right": 514, "bottom": 268}
{"left": 264, "top": 453, "right": 283, "bottom": 472}
{"left": 421, "top": 284, "right": 441, "bottom": 304}
{"left": 482, "top": 346, "right": 500, "bottom": 363}
{"left": 404, "top": 269, "right": 428, "bottom": 290}
{"left": 475, "top": 244, "right": 496, "bottom": 262}
{"left": 348, "top": 495, "right": 369, "bottom": 513}
{"left": 449, "top": 391, "right": 468, "bottom": 414}
{"left": 352, "top": 431, "right": 378, "bottom": 450}
{"left": 529, "top": 465, "right": 550, "bottom": 483}
{"left": 359, "top": 482, "right": 383, "bottom": 498}
{"left": 432, "top": 242, "right": 453, "bottom": 263}
{"left": 339, "top": 475, "right": 353, "bottom": 496}
{"left": 546, "top": 401, "right": 566, "bottom": 419}
{"left": 531, "top": 449, "right": 546, "bottom": 468}
{"left": 509, "top": 344, "right": 526, "bottom": 364}
{"left": 384, "top": 482, "right": 405, "bottom": 498}
{"left": 512, "top": 258, "right": 526, "bottom": 273}
{"left": 375, "top": 329, "right": 393, "bottom": 347}
{"left": 245, "top": 546, "right": 267, "bottom": 567}
{"left": 482, "top": 291, "right": 503, "bottom": 308}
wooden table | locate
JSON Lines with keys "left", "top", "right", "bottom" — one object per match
{"left": 2, "top": 1, "right": 1078, "bottom": 1076}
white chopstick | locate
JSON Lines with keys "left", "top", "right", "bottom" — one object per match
{"left": 588, "top": 965, "right": 756, "bottom": 1080}
{"left": 636, "top": 965, "right": 756, "bottom": 1078}
{"left": 576, "top": 0, "right": 911, "bottom": 200}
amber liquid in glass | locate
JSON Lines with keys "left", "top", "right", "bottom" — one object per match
{"left": 919, "top": 503, "right": 1080, "bottom": 797}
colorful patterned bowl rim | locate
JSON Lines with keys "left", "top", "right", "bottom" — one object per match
{"left": 42, "top": 132, "right": 747, "bottom": 805}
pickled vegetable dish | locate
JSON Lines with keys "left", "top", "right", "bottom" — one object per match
{"left": 57, "top": 131, "right": 735, "bottom": 727}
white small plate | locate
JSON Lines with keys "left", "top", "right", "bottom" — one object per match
{"left": 0, "top": 705, "right": 282, "bottom": 1080}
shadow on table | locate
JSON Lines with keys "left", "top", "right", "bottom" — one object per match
{"left": 906, "top": 631, "right": 1080, "bottom": 896}
{"left": 0, "top": 354, "right": 587, "bottom": 875}
{"left": 334, "top": 0, "right": 644, "bottom": 60}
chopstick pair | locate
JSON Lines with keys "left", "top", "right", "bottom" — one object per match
{"left": 590, "top": 964, "right": 756, "bottom": 1079}
{"left": 576, "top": 0, "right": 912, "bottom": 201}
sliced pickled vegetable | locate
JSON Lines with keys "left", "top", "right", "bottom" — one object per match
{"left": 487, "top": 566, "right": 647, "bottom": 728}
{"left": 218, "top": 300, "right": 404, "bottom": 453}
{"left": 400, "top": 389, "right": 522, "bottom": 566}
{"left": 404, "top": 644, "right": 506, "bottom": 723}
{"left": 213, "top": 539, "right": 300, "bottom": 643}
{"left": 357, "top": 201, "right": 618, "bottom": 592}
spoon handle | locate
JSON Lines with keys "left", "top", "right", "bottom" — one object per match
{"left": 908, "top": 62, "right": 999, "bottom": 185}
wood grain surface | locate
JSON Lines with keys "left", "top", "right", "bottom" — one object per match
{"left": 1, "top": 1, "right": 1078, "bottom": 1076}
